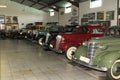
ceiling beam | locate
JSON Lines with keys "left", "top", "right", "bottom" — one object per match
{"left": 30, "top": 0, "right": 41, "bottom": 7}
{"left": 21, "top": 0, "right": 25, "bottom": 4}
{"left": 39, "top": 0, "right": 61, "bottom": 10}
{"left": 28, "top": 0, "right": 59, "bottom": 11}
{"left": 66, "top": 0, "right": 79, "bottom": 7}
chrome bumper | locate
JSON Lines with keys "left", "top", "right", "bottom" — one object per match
{"left": 73, "top": 58, "right": 108, "bottom": 72}
{"left": 49, "top": 44, "right": 63, "bottom": 53}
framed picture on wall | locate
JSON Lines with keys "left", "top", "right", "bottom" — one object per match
{"left": 97, "top": 11, "right": 104, "bottom": 20}
{"left": 83, "top": 14, "right": 88, "bottom": 18}
{"left": 106, "top": 11, "right": 114, "bottom": 20}
{"left": 88, "top": 13, "right": 95, "bottom": 20}
{"left": 12, "top": 16, "right": 18, "bottom": 23}
{"left": 5, "top": 16, "right": 12, "bottom": 23}
{"left": 81, "top": 18, "right": 88, "bottom": 25}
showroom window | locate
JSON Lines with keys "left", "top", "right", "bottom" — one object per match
{"left": 90, "top": 0, "right": 102, "bottom": 8}
{"left": 65, "top": 6, "right": 72, "bottom": 13}
{"left": 50, "top": 10, "right": 54, "bottom": 16}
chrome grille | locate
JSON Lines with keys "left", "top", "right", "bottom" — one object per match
{"left": 87, "top": 42, "right": 97, "bottom": 65}
{"left": 55, "top": 36, "right": 61, "bottom": 50}
{"left": 45, "top": 33, "right": 50, "bottom": 44}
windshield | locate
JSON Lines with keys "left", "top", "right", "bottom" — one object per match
{"left": 92, "top": 28, "right": 104, "bottom": 34}
{"left": 48, "top": 25, "right": 64, "bottom": 31}
{"left": 72, "top": 27, "right": 89, "bottom": 33}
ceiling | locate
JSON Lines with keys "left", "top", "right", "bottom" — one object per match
{"left": 10, "top": 0, "right": 89, "bottom": 12}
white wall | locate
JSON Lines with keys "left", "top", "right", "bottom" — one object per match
{"left": 47, "top": 0, "right": 117, "bottom": 26}
{"left": 59, "top": 8, "right": 72, "bottom": 25}
{"left": 59, "top": 5, "right": 79, "bottom": 25}
{"left": 47, "top": 5, "right": 79, "bottom": 26}
{"left": 46, "top": 11, "right": 59, "bottom": 23}
{"left": 79, "top": 0, "right": 117, "bottom": 26}
{"left": 0, "top": 0, "right": 48, "bottom": 28}
{"left": 46, "top": 7, "right": 72, "bottom": 25}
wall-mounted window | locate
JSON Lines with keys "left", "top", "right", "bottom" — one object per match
{"left": 50, "top": 11, "right": 54, "bottom": 16}
{"left": 90, "top": 0, "right": 102, "bottom": 8}
{"left": 65, "top": 6, "right": 72, "bottom": 13}
{"left": 0, "top": 15, "right": 5, "bottom": 23}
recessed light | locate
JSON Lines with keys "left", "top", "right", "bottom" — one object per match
{"left": 0, "top": 5, "right": 7, "bottom": 8}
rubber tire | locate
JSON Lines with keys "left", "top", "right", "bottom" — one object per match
{"left": 65, "top": 46, "right": 77, "bottom": 60}
{"left": 38, "top": 37, "right": 44, "bottom": 46}
{"left": 106, "top": 59, "right": 120, "bottom": 80}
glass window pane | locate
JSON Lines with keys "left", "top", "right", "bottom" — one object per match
{"left": 90, "top": 0, "right": 102, "bottom": 8}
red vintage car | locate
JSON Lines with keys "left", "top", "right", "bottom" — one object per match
{"left": 49, "top": 25, "right": 107, "bottom": 60}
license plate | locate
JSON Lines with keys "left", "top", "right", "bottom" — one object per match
{"left": 79, "top": 56, "right": 90, "bottom": 63}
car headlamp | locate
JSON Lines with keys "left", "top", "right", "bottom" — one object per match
{"left": 57, "top": 35, "right": 62, "bottom": 39}
{"left": 86, "top": 41, "right": 107, "bottom": 50}
{"left": 82, "top": 41, "right": 88, "bottom": 46}
{"left": 97, "top": 43, "right": 107, "bottom": 50}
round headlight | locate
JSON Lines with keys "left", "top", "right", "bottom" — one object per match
{"left": 97, "top": 43, "right": 108, "bottom": 50}
{"left": 82, "top": 41, "right": 88, "bottom": 46}
{"left": 57, "top": 35, "right": 62, "bottom": 39}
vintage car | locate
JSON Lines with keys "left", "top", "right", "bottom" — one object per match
{"left": 17, "top": 28, "right": 28, "bottom": 39}
{"left": 35, "top": 27, "right": 49, "bottom": 45}
{"left": 35, "top": 25, "right": 70, "bottom": 46}
{"left": 72, "top": 26, "right": 120, "bottom": 80}
{"left": 43, "top": 25, "right": 79, "bottom": 49}
{"left": 49, "top": 25, "right": 107, "bottom": 60}
{"left": 26, "top": 25, "right": 45, "bottom": 40}
{"left": 0, "top": 30, "right": 6, "bottom": 39}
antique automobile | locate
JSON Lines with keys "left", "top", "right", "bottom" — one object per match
{"left": 0, "top": 30, "right": 6, "bottom": 39}
{"left": 43, "top": 25, "right": 78, "bottom": 50}
{"left": 49, "top": 25, "right": 107, "bottom": 60}
{"left": 5, "top": 30, "right": 19, "bottom": 39}
{"left": 17, "top": 28, "right": 28, "bottom": 39}
{"left": 35, "top": 25, "right": 66, "bottom": 45}
{"left": 10, "top": 30, "right": 19, "bottom": 39}
{"left": 72, "top": 26, "right": 120, "bottom": 80}
{"left": 26, "top": 26, "right": 37, "bottom": 39}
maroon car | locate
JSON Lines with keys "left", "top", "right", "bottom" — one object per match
{"left": 49, "top": 25, "right": 107, "bottom": 60}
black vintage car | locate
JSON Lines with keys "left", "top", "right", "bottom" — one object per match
{"left": 17, "top": 28, "right": 28, "bottom": 39}
{"left": 35, "top": 25, "right": 64, "bottom": 45}
{"left": 43, "top": 25, "right": 79, "bottom": 50}
{"left": 0, "top": 30, "right": 6, "bottom": 39}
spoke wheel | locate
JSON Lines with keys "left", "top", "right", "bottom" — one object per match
{"left": 65, "top": 46, "right": 77, "bottom": 60}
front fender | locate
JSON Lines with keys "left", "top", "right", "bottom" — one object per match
{"left": 74, "top": 46, "right": 88, "bottom": 59}
{"left": 96, "top": 51, "right": 120, "bottom": 68}
{"left": 61, "top": 42, "right": 82, "bottom": 53}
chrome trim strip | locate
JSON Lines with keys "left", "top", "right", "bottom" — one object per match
{"left": 45, "top": 33, "right": 50, "bottom": 44}
{"left": 55, "top": 36, "right": 61, "bottom": 50}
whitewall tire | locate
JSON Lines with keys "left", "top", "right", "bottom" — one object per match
{"left": 107, "top": 59, "right": 120, "bottom": 80}
{"left": 65, "top": 46, "right": 77, "bottom": 60}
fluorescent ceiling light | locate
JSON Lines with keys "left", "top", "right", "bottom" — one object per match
{"left": 0, "top": 5, "right": 7, "bottom": 8}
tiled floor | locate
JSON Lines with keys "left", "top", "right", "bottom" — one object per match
{"left": 0, "top": 39, "right": 106, "bottom": 80}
